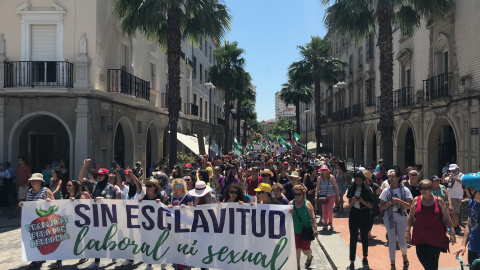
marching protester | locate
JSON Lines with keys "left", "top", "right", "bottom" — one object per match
{"left": 0, "top": 163, "right": 12, "bottom": 212}
{"left": 284, "top": 171, "right": 301, "bottom": 201}
{"left": 379, "top": 169, "right": 412, "bottom": 270}
{"left": 190, "top": 180, "right": 217, "bottom": 205}
{"left": 260, "top": 168, "right": 275, "bottom": 186}
{"left": 404, "top": 169, "right": 421, "bottom": 198}
{"left": 49, "top": 167, "right": 63, "bottom": 201}
{"left": 316, "top": 164, "right": 339, "bottom": 230}
{"left": 289, "top": 185, "right": 318, "bottom": 270}
{"left": 211, "top": 166, "right": 224, "bottom": 200}
{"left": 168, "top": 178, "right": 194, "bottom": 207}
{"left": 277, "top": 162, "right": 290, "bottom": 185}
{"left": 246, "top": 166, "right": 262, "bottom": 196}
{"left": 443, "top": 164, "right": 465, "bottom": 235}
{"left": 334, "top": 161, "right": 348, "bottom": 212}
{"left": 18, "top": 173, "right": 54, "bottom": 268}
{"left": 363, "top": 170, "right": 381, "bottom": 238}
{"left": 304, "top": 165, "right": 318, "bottom": 210}
{"left": 255, "top": 183, "right": 281, "bottom": 204}
{"left": 272, "top": 183, "right": 289, "bottom": 205}
{"left": 431, "top": 175, "right": 452, "bottom": 208}
{"left": 406, "top": 179, "right": 455, "bottom": 270}
{"left": 222, "top": 182, "right": 248, "bottom": 203}
{"left": 346, "top": 171, "right": 374, "bottom": 269}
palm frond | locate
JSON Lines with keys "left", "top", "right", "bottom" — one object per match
{"left": 394, "top": 6, "right": 421, "bottom": 37}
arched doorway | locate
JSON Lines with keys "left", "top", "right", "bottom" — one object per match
{"left": 427, "top": 119, "right": 457, "bottom": 176}
{"left": 114, "top": 117, "right": 135, "bottom": 168}
{"left": 396, "top": 122, "right": 416, "bottom": 171}
{"left": 8, "top": 113, "right": 73, "bottom": 179}
{"left": 146, "top": 121, "right": 159, "bottom": 173}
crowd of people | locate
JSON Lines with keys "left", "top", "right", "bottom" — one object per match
{"left": 9, "top": 151, "right": 480, "bottom": 270}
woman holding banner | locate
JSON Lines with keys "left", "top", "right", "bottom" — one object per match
{"left": 19, "top": 173, "right": 55, "bottom": 268}
{"left": 168, "top": 178, "right": 194, "bottom": 206}
{"left": 289, "top": 185, "right": 318, "bottom": 270}
{"left": 222, "top": 183, "right": 247, "bottom": 203}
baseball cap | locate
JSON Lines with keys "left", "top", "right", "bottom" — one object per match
{"left": 449, "top": 164, "right": 459, "bottom": 171}
{"left": 254, "top": 183, "right": 273, "bottom": 193}
{"left": 97, "top": 168, "right": 109, "bottom": 175}
{"left": 185, "top": 163, "right": 192, "bottom": 168}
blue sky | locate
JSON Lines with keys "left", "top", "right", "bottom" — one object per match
{"left": 224, "top": 0, "right": 328, "bottom": 121}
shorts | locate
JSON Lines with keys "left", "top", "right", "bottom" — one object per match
{"left": 337, "top": 181, "right": 347, "bottom": 194}
{"left": 450, "top": 198, "right": 462, "bottom": 213}
{"left": 294, "top": 233, "right": 312, "bottom": 250}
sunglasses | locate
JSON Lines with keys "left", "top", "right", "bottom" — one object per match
{"left": 261, "top": 174, "right": 270, "bottom": 177}
{"left": 229, "top": 190, "right": 238, "bottom": 195}
{"left": 214, "top": 170, "right": 220, "bottom": 172}
{"left": 174, "top": 183, "right": 183, "bottom": 187}
{"left": 185, "top": 179, "right": 192, "bottom": 181}
{"left": 419, "top": 187, "right": 430, "bottom": 191}
{"left": 66, "top": 184, "right": 73, "bottom": 187}
{"left": 145, "top": 185, "right": 154, "bottom": 188}
{"left": 293, "top": 192, "right": 303, "bottom": 197}
{"left": 410, "top": 174, "right": 418, "bottom": 176}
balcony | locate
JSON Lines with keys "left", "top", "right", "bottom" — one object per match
{"left": 364, "top": 93, "right": 376, "bottom": 114}
{"left": 343, "top": 107, "right": 351, "bottom": 120}
{"left": 352, "top": 104, "right": 363, "bottom": 117}
{"left": 423, "top": 73, "right": 451, "bottom": 101}
{"left": 191, "top": 103, "right": 199, "bottom": 116}
{"left": 187, "top": 58, "right": 194, "bottom": 68}
{"left": 320, "top": 116, "right": 327, "bottom": 124}
{"left": 183, "top": 102, "right": 192, "bottom": 115}
{"left": 108, "top": 69, "right": 150, "bottom": 101}
{"left": 217, "top": 118, "right": 225, "bottom": 126}
{"left": 4, "top": 61, "right": 73, "bottom": 88}
{"left": 161, "top": 93, "right": 168, "bottom": 108}
{"left": 332, "top": 110, "right": 343, "bottom": 122}
{"left": 394, "top": 87, "right": 414, "bottom": 108}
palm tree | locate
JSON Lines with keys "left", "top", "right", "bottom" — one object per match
{"left": 271, "top": 118, "right": 296, "bottom": 140}
{"left": 322, "top": 0, "right": 450, "bottom": 166}
{"left": 114, "top": 0, "right": 231, "bottom": 168}
{"left": 291, "top": 36, "right": 345, "bottom": 153}
{"left": 240, "top": 99, "right": 257, "bottom": 146}
{"left": 208, "top": 41, "right": 245, "bottom": 154}
{"left": 234, "top": 71, "right": 254, "bottom": 141}
{"left": 279, "top": 81, "right": 313, "bottom": 136}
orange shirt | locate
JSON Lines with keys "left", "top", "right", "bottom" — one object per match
{"left": 17, "top": 165, "right": 31, "bottom": 186}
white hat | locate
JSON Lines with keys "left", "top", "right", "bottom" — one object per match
{"left": 189, "top": 181, "right": 213, "bottom": 197}
{"left": 449, "top": 164, "right": 459, "bottom": 171}
{"left": 28, "top": 173, "right": 44, "bottom": 182}
{"left": 358, "top": 167, "right": 366, "bottom": 172}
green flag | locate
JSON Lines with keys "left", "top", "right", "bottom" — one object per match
{"left": 294, "top": 132, "right": 301, "bottom": 142}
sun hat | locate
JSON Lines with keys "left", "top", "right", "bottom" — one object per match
{"left": 320, "top": 164, "right": 329, "bottom": 170}
{"left": 136, "top": 161, "right": 141, "bottom": 165}
{"left": 449, "top": 164, "right": 459, "bottom": 171}
{"left": 289, "top": 171, "right": 301, "bottom": 178}
{"left": 97, "top": 168, "right": 109, "bottom": 175}
{"left": 143, "top": 178, "right": 162, "bottom": 190}
{"left": 363, "top": 170, "right": 373, "bottom": 181}
{"left": 260, "top": 169, "right": 274, "bottom": 177}
{"left": 189, "top": 181, "right": 213, "bottom": 197}
{"left": 254, "top": 183, "right": 273, "bottom": 193}
{"left": 28, "top": 173, "right": 44, "bottom": 182}
{"left": 358, "top": 167, "right": 366, "bottom": 172}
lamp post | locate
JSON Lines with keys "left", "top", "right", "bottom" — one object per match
{"left": 304, "top": 108, "right": 310, "bottom": 145}
{"left": 205, "top": 82, "right": 215, "bottom": 159}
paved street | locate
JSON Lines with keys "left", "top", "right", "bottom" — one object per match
{"left": 0, "top": 207, "right": 332, "bottom": 270}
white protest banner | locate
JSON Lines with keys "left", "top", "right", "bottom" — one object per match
{"left": 21, "top": 200, "right": 296, "bottom": 270}
{"left": 253, "top": 145, "right": 262, "bottom": 150}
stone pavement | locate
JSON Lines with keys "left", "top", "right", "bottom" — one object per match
{"left": 317, "top": 195, "right": 465, "bottom": 270}
{"left": 0, "top": 206, "right": 333, "bottom": 270}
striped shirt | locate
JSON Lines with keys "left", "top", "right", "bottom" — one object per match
{"left": 318, "top": 177, "right": 336, "bottom": 196}
{"left": 28, "top": 187, "right": 48, "bottom": 201}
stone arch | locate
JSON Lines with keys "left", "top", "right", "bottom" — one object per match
{"left": 395, "top": 120, "right": 417, "bottom": 171}
{"left": 146, "top": 120, "right": 160, "bottom": 171}
{"left": 426, "top": 117, "right": 458, "bottom": 177}
{"left": 8, "top": 111, "right": 74, "bottom": 179}
{"left": 114, "top": 116, "right": 135, "bottom": 168}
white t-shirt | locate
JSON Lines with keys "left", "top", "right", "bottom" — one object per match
{"left": 353, "top": 187, "right": 362, "bottom": 209}
{"left": 380, "top": 180, "right": 390, "bottom": 190}
{"left": 379, "top": 187, "right": 413, "bottom": 212}
{"left": 121, "top": 185, "right": 145, "bottom": 200}
{"left": 446, "top": 173, "right": 465, "bottom": 199}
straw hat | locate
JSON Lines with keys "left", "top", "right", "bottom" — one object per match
{"left": 28, "top": 173, "right": 44, "bottom": 182}
{"left": 260, "top": 169, "right": 274, "bottom": 177}
{"left": 143, "top": 178, "right": 162, "bottom": 190}
{"left": 289, "top": 171, "right": 301, "bottom": 178}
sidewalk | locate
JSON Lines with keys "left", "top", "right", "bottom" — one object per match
{"left": 317, "top": 195, "right": 465, "bottom": 270}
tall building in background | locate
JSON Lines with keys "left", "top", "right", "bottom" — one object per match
{"left": 274, "top": 91, "right": 287, "bottom": 120}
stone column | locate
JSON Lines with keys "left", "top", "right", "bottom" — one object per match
{"left": 74, "top": 98, "right": 89, "bottom": 178}
{"left": 0, "top": 33, "right": 5, "bottom": 88}
{"left": 74, "top": 33, "right": 90, "bottom": 89}
{"left": 0, "top": 97, "right": 4, "bottom": 161}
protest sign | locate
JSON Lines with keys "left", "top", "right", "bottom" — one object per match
{"left": 21, "top": 200, "right": 296, "bottom": 270}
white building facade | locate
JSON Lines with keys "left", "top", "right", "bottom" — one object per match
{"left": 0, "top": 0, "right": 225, "bottom": 178}
{"left": 316, "top": 2, "right": 480, "bottom": 177}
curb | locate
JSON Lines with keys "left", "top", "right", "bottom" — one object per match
{"left": 316, "top": 236, "right": 338, "bottom": 270}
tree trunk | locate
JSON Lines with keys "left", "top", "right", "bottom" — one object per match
{"left": 224, "top": 88, "right": 231, "bottom": 154}
{"left": 314, "top": 77, "right": 321, "bottom": 154}
{"left": 236, "top": 98, "right": 242, "bottom": 141}
{"left": 243, "top": 119, "right": 247, "bottom": 147}
{"left": 295, "top": 101, "right": 300, "bottom": 135}
{"left": 167, "top": 6, "right": 182, "bottom": 169}
{"left": 377, "top": 3, "right": 394, "bottom": 167}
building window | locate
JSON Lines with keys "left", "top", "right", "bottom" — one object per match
{"left": 349, "top": 55, "right": 353, "bottom": 75}
{"left": 200, "top": 98, "right": 203, "bottom": 119}
{"left": 205, "top": 100, "right": 208, "bottom": 119}
{"left": 358, "top": 48, "right": 363, "bottom": 68}
{"left": 205, "top": 40, "right": 208, "bottom": 56}
{"left": 200, "top": 64, "right": 203, "bottom": 83}
{"left": 209, "top": 46, "right": 212, "bottom": 63}
{"left": 365, "top": 79, "right": 375, "bottom": 106}
{"left": 366, "top": 33, "right": 375, "bottom": 60}
{"left": 150, "top": 63, "right": 156, "bottom": 90}
{"left": 193, "top": 56, "right": 197, "bottom": 78}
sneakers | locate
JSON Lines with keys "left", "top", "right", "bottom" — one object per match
{"left": 333, "top": 207, "right": 339, "bottom": 212}
{"left": 86, "top": 261, "right": 100, "bottom": 269}
{"left": 49, "top": 261, "right": 62, "bottom": 269}
{"left": 347, "top": 262, "right": 355, "bottom": 269}
{"left": 121, "top": 260, "right": 133, "bottom": 266}
{"left": 78, "top": 258, "right": 88, "bottom": 264}
{"left": 362, "top": 258, "right": 369, "bottom": 267}
{"left": 28, "top": 261, "right": 45, "bottom": 268}
{"left": 145, "top": 264, "right": 153, "bottom": 270}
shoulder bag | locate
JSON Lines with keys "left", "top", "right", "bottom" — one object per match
{"left": 294, "top": 203, "right": 315, "bottom": 241}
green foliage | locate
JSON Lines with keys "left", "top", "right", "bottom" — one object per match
{"left": 252, "top": 133, "right": 263, "bottom": 142}
{"left": 271, "top": 118, "right": 295, "bottom": 138}
{"left": 166, "top": 152, "right": 197, "bottom": 174}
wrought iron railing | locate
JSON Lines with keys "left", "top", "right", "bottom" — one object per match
{"left": 365, "top": 92, "right": 376, "bottom": 107}
{"left": 344, "top": 107, "right": 351, "bottom": 120}
{"left": 183, "top": 103, "right": 192, "bottom": 115}
{"left": 352, "top": 104, "right": 363, "bottom": 117}
{"left": 394, "top": 87, "right": 414, "bottom": 108}
{"left": 423, "top": 73, "right": 451, "bottom": 101}
{"left": 108, "top": 69, "right": 150, "bottom": 101}
{"left": 4, "top": 61, "right": 73, "bottom": 88}
{"left": 217, "top": 118, "right": 225, "bottom": 126}
{"left": 191, "top": 103, "right": 199, "bottom": 116}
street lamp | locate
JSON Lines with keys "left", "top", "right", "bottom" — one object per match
{"left": 304, "top": 108, "right": 310, "bottom": 144}
{"left": 205, "top": 82, "right": 215, "bottom": 159}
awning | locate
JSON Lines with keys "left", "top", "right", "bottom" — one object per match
{"left": 307, "top": 141, "right": 322, "bottom": 150}
{"left": 176, "top": 132, "right": 207, "bottom": 155}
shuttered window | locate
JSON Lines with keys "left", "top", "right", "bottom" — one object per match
{"left": 31, "top": 25, "right": 57, "bottom": 61}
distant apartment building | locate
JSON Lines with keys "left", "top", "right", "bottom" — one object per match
{"left": 317, "top": 1, "right": 480, "bottom": 176}
{"left": 274, "top": 91, "right": 287, "bottom": 120}
{"left": 260, "top": 119, "right": 275, "bottom": 139}
{"left": 0, "top": 0, "right": 225, "bottom": 178}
